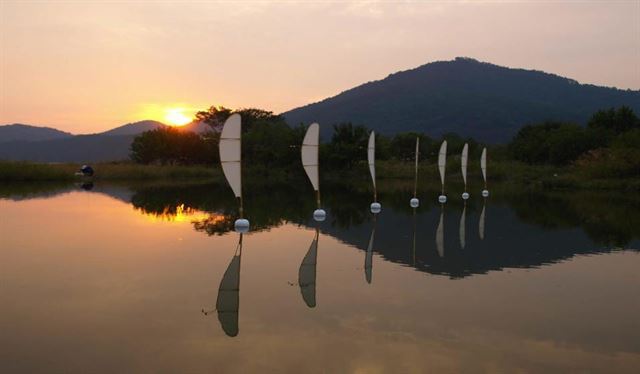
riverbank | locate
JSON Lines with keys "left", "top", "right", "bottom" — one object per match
{"left": 1, "top": 160, "right": 638, "bottom": 191}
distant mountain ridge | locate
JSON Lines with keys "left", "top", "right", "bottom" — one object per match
{"left": 282, "top": 57, "right": 640, "bottom": 143}
{"left": 0, "top": 124, "right": 73, "bottom": 143}
{"left": 0, "top": 120, "right": 212, "bottom": 162}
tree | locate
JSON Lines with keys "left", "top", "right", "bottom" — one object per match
{"left": 130, "top": 127, "right": 218, "bottom": 165}
{"left": 325, "top": 123, "right": 370, "bottom": 169}
{"left": 587, "top": 106, "right": 640, "bottom": 146}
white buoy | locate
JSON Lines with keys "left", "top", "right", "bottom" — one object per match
{"left": 438, "top": 195, "right": 447, "bottom": 203}
{"left": 482, "top": 190, "right": 489, "bottom": 197}
{"left": 462, "top": 192, "right": 469, "bottom": 200}
{"left": 370, "top": 202, "right": 381, "bottom": 214}
{"left": 410, "top": 198, "right": 419, "bottom": 208}
{"left": 234, "top": 218, "right": 250, "bottom": 233}
{"left": 313, "top": 209, "right": 326, "bottom": 222}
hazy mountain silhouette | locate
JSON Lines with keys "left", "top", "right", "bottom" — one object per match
{"left": 282, "top": 57, "right": 640, "bottom": 143}
{"left": 0, "top": 124, "right": 73, "bottom": 143}
{"left": 0, "top": 120, "right": 169, "bottom": 162}
{"left": 97, "top": 120, "right": 166, "bottom": 136}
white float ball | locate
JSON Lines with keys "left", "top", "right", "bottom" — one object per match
{"left": 234, "top": 218, "right": 250, "bottom": 233}
{"left": 370, "top": 202, "right": 381, "bottom": 214}
{"left": 410, "top": 198, "right": 419, "bottom": 208}
{"left": 482, "top": 190, "right": 489, "bottom": 197}
{"left": 438, "top": 195, "right": 447, "bottom": 204}
{"left": 462, "top": 192, "right": 469, "bottom": 200}
{"left": 313, "top": 209, "right": 326, "bottom": 222}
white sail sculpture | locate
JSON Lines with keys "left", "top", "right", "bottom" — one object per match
{"left": 219, "top": 113, "right": 249, "bottom": 231}
{"left": 301, "top": 123, "right": 326, "bottom": 222}
{"left": 481, "top": 147, "right": 489, "bottom": 197}
{"left": 410, "top": 137, "right": 420, "bottom": 208}
{"left": 368, "top": 132, "right": 381, "bottom": 213}
{"left": 438, "top": 140, "right": 448, "bottom": 203}
{"left": 461, "top": 143, "right": 469, "bottom": 200}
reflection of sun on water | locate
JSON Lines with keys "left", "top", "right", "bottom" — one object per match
{"left": 139, "top": 204, "right": 212, "bottom": 223}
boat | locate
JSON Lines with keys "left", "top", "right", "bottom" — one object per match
{"left": 438, "top": 140, "right": 447, "bottom": 203}
{"left": 481, "top": 147, "right": 489, "bottom": 197}
{"left": 461, "top": 143, "right": 469, "bottom": 200}
{"left": 219, "top": 113, "right": 249, "bottom": 231}
{"left": 301, "top": 123, "right": 326, "bottom": 221}
{"left": 410, "top": 137, "right": 420, "bottom": 208}
{"left": 368, "top": 132, "right": 381, "bottom": 213}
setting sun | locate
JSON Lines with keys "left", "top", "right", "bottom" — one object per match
{"left": 164, "top": 108, "right": 192, "bottom": 126}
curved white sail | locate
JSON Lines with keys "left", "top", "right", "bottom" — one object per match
{"left": 459, "top": 205, "right": 466, "bottom": 249}
{"left": 436, "top": 210, "right": 444, "bottom": 257}
{"left": 298, "top": 229, "right": 319, "bottom": 308}
{"left": 461, "top": 143, "right": 468, "bottom": 187}
{"left": 414, "top": 137, "right": 420, "bottom": 197}
{"left": 438, "top": 140, "right": 447, "bottom": 188}
{"left": 301, "top": 123, "right": 320, "bottom": 191}
{"left": 368, "top": 132, "right": 376, "bottom": 191}
{"left": 481, "top": 147, "right": 487, "bottom": 185}
{"left": 219, "top": 114, "right": 242, "bottom": 198}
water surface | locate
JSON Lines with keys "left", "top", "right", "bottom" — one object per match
{"left": 1, "top": 182, "right": 639, "bottom": 373}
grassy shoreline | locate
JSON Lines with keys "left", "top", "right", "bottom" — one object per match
{"left": 1, "top": 160, "right": 638, "bottom": 191}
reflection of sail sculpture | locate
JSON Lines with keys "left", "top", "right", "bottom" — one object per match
{"left": 481, "top": 147, "right": 489, "bottom": 197}
{"left": 461, "top": 143, "right": 469, "bottom": 200}
{"left": 215, "top": 235, "right": 242, "bottom": 337}
{"left": 364, "top": 215, "right": 376, "bottom": 283}
{"left": 411, "top": 208, "right": 417, "bottom": 266}
{"left": 410, "top": 137, "right": 420, "bottom": 208}
{"left": 368, "top": 132, "right": 381, "bottom": 213}
{"left": 301, "top": 123, "right": 326, "bottom": 221}
{"left": 438, "top": 140, "right": 448, "bottom": 203}
{"left": 436, "top": 206, "right": 444, "bottom": 257}
{"left": 479, "top": 198, "right": 486, "bottom": 240}
{"left": 299, "top": 228, "right": 319, "bottom": 307}
{"left": 459, "top": 204, "right": 466, "bottom": 249}
{"left": 219, "top": 113, "right": 250, "bottom": 230}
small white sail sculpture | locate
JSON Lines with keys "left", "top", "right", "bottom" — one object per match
{"left": 301, "top": 123, "right": 325, "bottom": 221}
{"left": 481, "top": 147, "right": 489, "bottom": 197}
{"left": 461, "top": 143, "right": 469, "bottom": 200}
{"left": 438, "top": 140, "right": 447, "bottom": 203}
{"left": 219, "top": 113, "right": 249, "bottom": 231}
{"left": 368, "top": 132, "right": 381, "bottom": 213}
{"left": 410, "top": 137, "right": 420, "bottom": 208}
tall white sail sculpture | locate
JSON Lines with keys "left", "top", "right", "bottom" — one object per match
{"left": 219, "top": 113, "right": 249, "bottom": 231}
{"left": 461, "top": 143, "right": 469, "bottom": 200}
{"left": 438, "top": 140, "right": 448, "bottom": 203}
{"left": 410, "top": 137, "right": 420, "bottom": 208}
{"left": 481, "top": 147, "right": 489, "bottom": 197}
{"left": 368, "top": 132, "right": 381, "bottom": 213}
{"left": 301, "top": 123, "right": 325, "bottom": 221}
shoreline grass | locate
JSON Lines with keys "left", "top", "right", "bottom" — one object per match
{"left": 1, "top": 160, "right": 638, "bottom": 191}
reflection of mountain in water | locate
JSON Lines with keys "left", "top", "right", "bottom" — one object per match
{"left": 4, "top": 181, "right": 639, "bottom": 278}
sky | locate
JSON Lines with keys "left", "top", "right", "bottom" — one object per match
{"left": 1, "top": 0, "right": 638, "bottom": 134}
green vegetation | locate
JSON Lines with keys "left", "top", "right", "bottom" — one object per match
{"left": 3, "top": 106, "right": 638, "bottom": 190}
{"left": 0, "top": 161, "right": 220, "bottom": 181}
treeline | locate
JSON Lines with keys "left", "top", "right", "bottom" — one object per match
{"left": 130, "top": 105, "right": 640, "bottom": 177}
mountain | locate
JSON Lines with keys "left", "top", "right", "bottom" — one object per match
{"left": 96, "top": 120, "right": 166, "bottom": 136}
{"left": 0, "top": 120, "right": 171, "bottom": 162}
{"left": 282, "top": 57, "right": 640, "bottom": 143}
{"left": 0, "top": 124, "right": 73, "bottom": 143}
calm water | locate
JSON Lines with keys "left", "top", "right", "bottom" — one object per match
{"left": 1, "top": 181, "right": 640, "bottom": 373}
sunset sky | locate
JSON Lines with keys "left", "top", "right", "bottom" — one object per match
{"left": 1, "top": 0, "right": 638, "bottom": 134}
